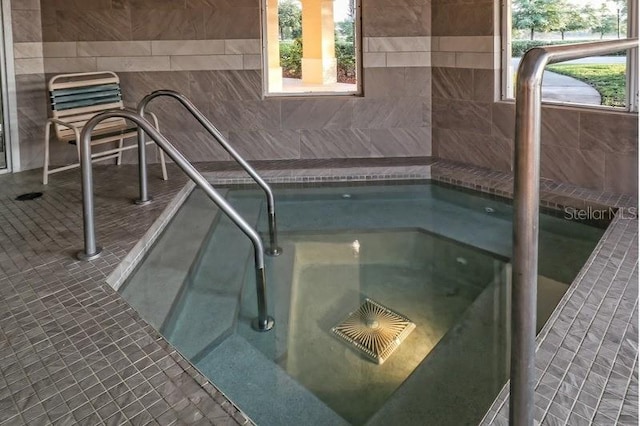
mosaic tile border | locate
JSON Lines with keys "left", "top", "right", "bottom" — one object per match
{"left": 430, "top": 160, "right": 637, "bottom": 210}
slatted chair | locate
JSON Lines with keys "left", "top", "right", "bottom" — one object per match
{"left": 43, "top": 71, "right": 168, "bottom": 184}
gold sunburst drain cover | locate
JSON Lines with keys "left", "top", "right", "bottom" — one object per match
{"left": 332, "top": 298, "right": 416, "bottom": 365}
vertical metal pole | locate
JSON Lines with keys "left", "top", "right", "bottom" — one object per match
{"left": 266, "top": 211, "right": 281, "bottom": 256}
{"left": 510, "top": 49, "right": 546, "bottom": 426}
{"left": 76, "top": 129, "right": 102, "bottom": 261}
{"left": 135, "top": 106, "right": 151, "bottom": 205}
{"left": 252, "top": 267, "right": 274, "bottom": 331}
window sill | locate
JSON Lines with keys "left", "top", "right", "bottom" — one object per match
{"left": 497, "top": 98, "right": 638, "bottom": 115}
{"left": 264, "top": 78, "right": 361, "bottom": 98}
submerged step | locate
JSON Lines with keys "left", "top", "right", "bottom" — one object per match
{"left": 261, "top": 196, "right": 513, "bottom": 258}
{"left": 120, "top": 189, "right": 222, "bottom": 329}
{"left": 196, "top": 335, "right": 349, "bottom": 426}
{"left": 163, "top": 197, "right": 263, "bottom": 359}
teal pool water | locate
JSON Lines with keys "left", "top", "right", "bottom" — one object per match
{"left": 120, "top": 183, "right": 606, "bottom": 425}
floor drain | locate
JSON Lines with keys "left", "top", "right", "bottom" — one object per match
{"left": 15, "top": 192, "right": 43, "bottom": 201}
{"left": 332, "top": 298, "right": 415, "bottom": 365}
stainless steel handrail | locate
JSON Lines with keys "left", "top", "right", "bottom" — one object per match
{"left": 512, "top": 38, "right": 638, "bottom": 425}
{"left": 77, "top": 110, "right": 274, "bottom": 332}
{"left": 136, "top": 90, "right": 282, "bottom": 256}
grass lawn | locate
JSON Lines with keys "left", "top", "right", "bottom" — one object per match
{"left": 545, "top": 64, "right": 626, "bottom": 107}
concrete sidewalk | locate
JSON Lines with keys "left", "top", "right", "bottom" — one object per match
{"left": 541, "top": 71, "right": 601, "bottom": 104}
{"left": 511, "top": 55, "right": 626, "bottom": 68}
{"left": 511, "top": 56, "right": 620, "bottom": 105}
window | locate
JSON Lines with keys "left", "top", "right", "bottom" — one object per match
{"left": 262, "top": 0, "right": 360, "bottom": 96}
{"left": 503, "top": 0, "right": 638, "bottom": 111}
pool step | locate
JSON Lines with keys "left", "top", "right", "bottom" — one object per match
{"left": 162, "top": 197, "right": 263, "bottom": 360}
{"left": 270, "top": 196, "right": 513, "bottom": 258}
{"left": 120, "top": 189, "right": 222, "bottom": 330}
{"left": 196, "top": 335, "right": 349, "bottom": 426}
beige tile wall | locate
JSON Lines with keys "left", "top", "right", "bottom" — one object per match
{"left": 14, "top": 40, "right": 261, "bottom": 74}
{"left": 9, "top": 1, "right": 433, "bottom": 172}
{"left": 431, "top": 36, "right": 500, "bottom": 69}
{"left": 15, "top": 36, "right": 431, "bottom": 75}
{"left": 40, "top": 1, "right": 261, "bottom": 42}
{"left": 363, "top": 36, "right": 431, "bottom": 68}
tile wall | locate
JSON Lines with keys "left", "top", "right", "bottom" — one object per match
{"left": 6, "top": 0, "right": 639, "bottom": 195}
{"left": 9, "top": 0, "right": 432, "bottom": 174}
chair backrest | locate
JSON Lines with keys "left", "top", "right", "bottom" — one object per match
{"left": 49, "top": 71, "right": 128, "bottom": 141}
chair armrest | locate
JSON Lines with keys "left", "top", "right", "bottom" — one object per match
{"left": 47, "top": 118, "right": 80, "bottom": 131}
{"left": 48, "top": 118, "right": 82, "bottom": 142}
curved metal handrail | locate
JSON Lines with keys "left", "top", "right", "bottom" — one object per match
{"left": 136, "top": 90, "right": 281, "bottom": 256}
{"left": 77, "top": 110, "right": 274, "bottom": 332}
{"left": 512, "top": 38, "right": 638, "bottom": 425}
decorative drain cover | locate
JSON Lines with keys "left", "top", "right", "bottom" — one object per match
{"left": 332, "top": 298, "right": 415, "bottom": 365}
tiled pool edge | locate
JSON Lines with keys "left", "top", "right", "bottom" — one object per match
{"left": 430, "top": 160, "right": 636, "bottom": 210}
{"left": 0, "top": 159, "right": 635, "bottom": 426}
{"left": 106, "top": 181, "right": 196, "bottom": 291}
{"left": 480, "top": 212, "right": 638, "bottom": 425}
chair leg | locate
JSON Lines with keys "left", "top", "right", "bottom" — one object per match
{"left": 43, "top": 123, "right": 52, "bottom": 185}
{"left": 116, "top": 138, "right": 124, "bottom": 165}
{"left": 75, "top": 138, "right": 81, "bottom": 162}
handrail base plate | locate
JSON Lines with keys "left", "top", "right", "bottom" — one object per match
{"left": 134, "top": 197, "right": 153, "bottom": 206}
{"left": 251, "top": 316, "right": 275, "bottom": 332}
{"left": 266, "top": 247, "right": 283, "bottom": 257}
{"left": 77, "top": 246, "right": 103, "bottom": 261}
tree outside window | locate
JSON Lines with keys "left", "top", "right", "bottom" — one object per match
{"left": 507, "top": 0, "right": 633, "bottom": 109}
{"left": 265, "top": 0, "right": 359, "bottom": 95}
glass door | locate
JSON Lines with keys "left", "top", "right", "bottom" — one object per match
{"left": 0, "top": 0, "right": 10, "bottom": 172}
{"left": 0, "top": 87, "right": 5, "bottom": 169}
